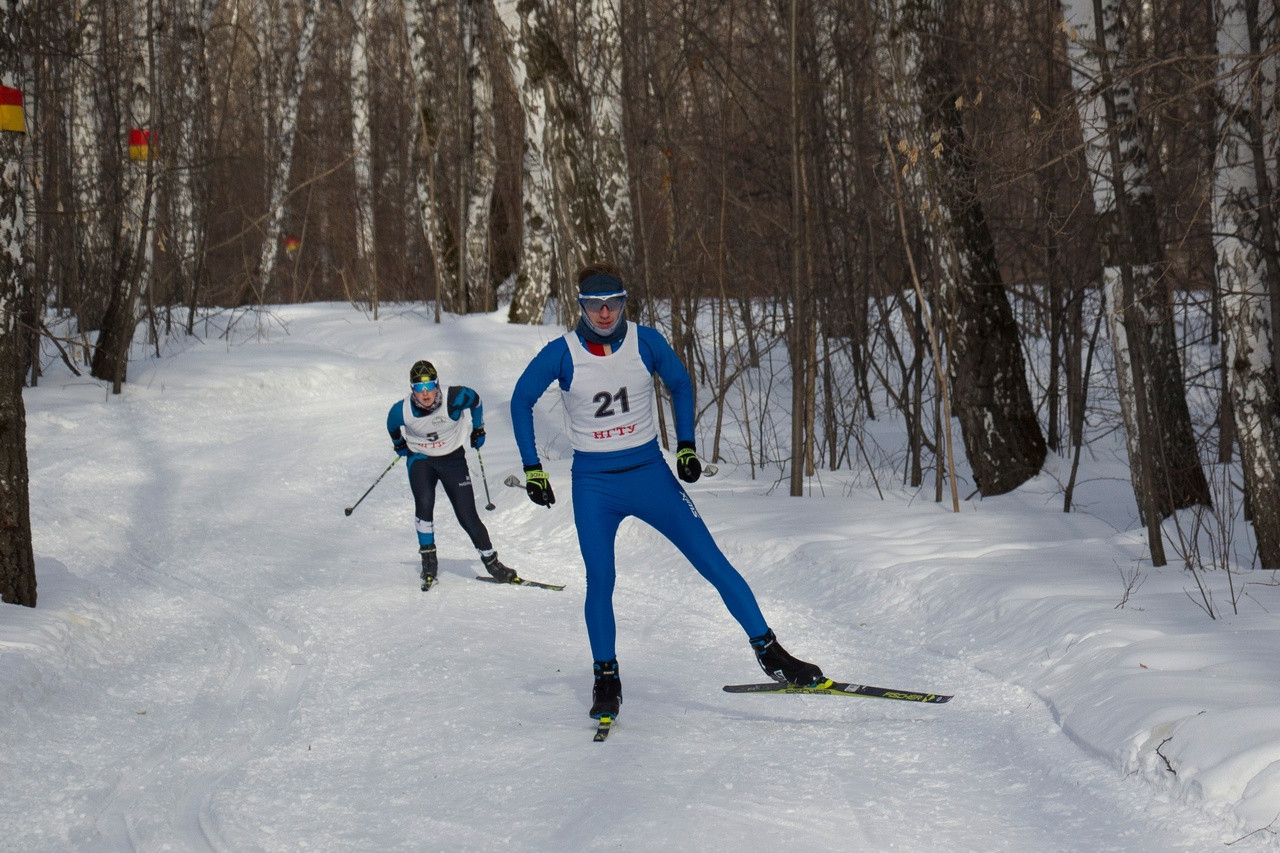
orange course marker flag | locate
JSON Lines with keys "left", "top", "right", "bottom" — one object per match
{"left": 129, "top": 128, "right": 153, "bottom": 160}
{"left": 0, "top": 86, "right": 25, "bottom": 133}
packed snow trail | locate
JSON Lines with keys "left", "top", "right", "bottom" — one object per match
{"left": 4, "top": 306, "right": 1271, "bottom": 851}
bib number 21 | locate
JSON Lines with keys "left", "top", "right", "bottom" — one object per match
{"left": 593, "top": 387, "right": 630, "bottom": 418}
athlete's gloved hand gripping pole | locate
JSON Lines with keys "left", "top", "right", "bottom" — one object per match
{"left": 522, "top": 464, "right": 556, "bottom": 507}
{"left": 675, "top": 442, "right": 719, "bottom": 481}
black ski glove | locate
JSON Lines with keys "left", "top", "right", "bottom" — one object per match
{"left": 676, "top": 441, "right": 702, "bottom": 483}
{"left": 524, "top": 464, "right": 555, "bottom": 507}
{"left": 470, "top": 426, "right": 486, "bottom": 449}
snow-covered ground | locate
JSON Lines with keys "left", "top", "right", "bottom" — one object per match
{"left": 4, "top": 303, "right": 1279, "bottom": 851}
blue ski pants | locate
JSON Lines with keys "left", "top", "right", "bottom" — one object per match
{"left": 571, "top": 457, "right": 768, "bottom": 662}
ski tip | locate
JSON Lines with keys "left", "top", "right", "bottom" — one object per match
{"left": 593, "top": 715, "right": 614, "bottom": 741}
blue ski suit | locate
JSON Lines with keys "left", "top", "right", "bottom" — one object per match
{"left": 510, "top": 321, "right": 768, "bottom": 662}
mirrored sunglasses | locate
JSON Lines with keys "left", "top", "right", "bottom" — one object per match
{"left": 579, "top": 294, "right": 626, "bottom": 313}
{"left": 411, "top": 380, "right": 438, "bottom": 393}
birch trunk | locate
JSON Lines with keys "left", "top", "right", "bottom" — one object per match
{"left": 1064, "top": 0, "right": 1210, "bottom": 527}
{"left": 583, "top": 0, "right": 632, "bottom": 272}
{"left": 515, "top": 0, "right": 630, "bottom": 321}
{"left": 494, "top": 0, "right": 553, "bottom": 323}
{"left": 1213, "top": 0, "right": 1280, "bottom": 568}
{"left": 90, "top": 0, "right": 156, "bottom": 392}
{"left": 875, "top": 0, "right": 1046, "bottom": 497}
{"left": 0, "top": 0, "right": 36, "bottom": 607}
{"left": 350, "top": 0, "right": 377, "bottom": 306}
{"left": 69, "top": 0, "right": 113, "bottom": 325}
{"left": 403, "top": 0, "right": 457, "bottom": 309}
{"left": 459, "top": 0, "right": 496, "bottom": 311}
{"left": 254, "top": 0, "right": 318, "bottom": 303}
{"left": 168, "top": 0, "right": 219, "bottom": 330}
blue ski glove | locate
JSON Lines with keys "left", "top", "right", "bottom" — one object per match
{"left": 470, "top": 426, "right": 486, "bottom": 449}
{"left": 524, "top": 464, "right": 555, "bottom": 507}
{"left": 675, "top": 441, "right": 702, "bottom": 483}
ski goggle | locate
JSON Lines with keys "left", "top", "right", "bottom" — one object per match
{"left": 411, "top": 380, "right": 438, "bottom": 393}
{"left": 578, "top": 292, "right": 627, "bottom": 313}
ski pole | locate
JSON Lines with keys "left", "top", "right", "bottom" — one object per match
{"left": 344, "top": 456, "right": 401, "bottom": 516}
{"left": 476, "top": 451, "right": 496, "bottom": 511}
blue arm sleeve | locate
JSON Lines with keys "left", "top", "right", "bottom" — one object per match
{"left": 386, "top": 402, "right": 409, "bottom": 455}
{"left": 447, "top": 386, "right": 483, "bottom": 427}
{"left": 511, "top": 338, "right": 572, "bottom": 467}
{"left": 638, "top": 326, "right": 695, "bottom": 445}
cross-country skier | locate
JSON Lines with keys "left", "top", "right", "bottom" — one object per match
{"left": 509, "top": 262, "right": 824, "bottom": 721}
{"left": 388, "top": 360, "right": 516, "bottom": 590}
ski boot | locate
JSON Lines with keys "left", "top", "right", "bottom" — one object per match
{"left": 589, "top": 659, "right": 622, "bottom": 719}
{"left": 750, "top": 629, "right": 825, "bottom": 686}
{"left": 419, "top": 545, "right": 438, "bottom": 590}
{"left": 481, "top": 551, "right": 517, "bottom": 583}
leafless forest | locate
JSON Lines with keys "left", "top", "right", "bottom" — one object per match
{"left": 4, "top": 0, "right": 1280, "bottom": 605}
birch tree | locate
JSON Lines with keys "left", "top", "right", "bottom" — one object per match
{"left": 159, "top": 0, "right": 219, "bottom": 330}
{"left": 495, "top": 0, "right": 554, "bottom": 323}
{"left": 403, "top": 0, "right": 458, "bottom": 309}
{"left": 69, "top": 0, "right": 115, "bottom": 327}
{"left": 875, "top": 0, "right": 1047, "bottom": 497}
{"left": 0, "top": 0, "right": 36, "bottom": 607}
{"left": 1063, "top": 0, "right": 1210, "bottom": 544}
{"left": 581, "top": 0, "right": 632, "bottom": 272}
{"left": 459, "top": 0, "right": 496, "bottom": 310}
{"left": 1213, "top": 0, "right": 1280, "bottom": 568}
{"left": 90, "top": 0, "right": 157, "bottom": 392}
{"left": 253, "top": 0, "right": 319, "bottom": 303}
{"left": 515, "top": 0, "right": 632, "bottom": 319}
{"left": 349, "top": 0, "right": 377, "bottom": 303}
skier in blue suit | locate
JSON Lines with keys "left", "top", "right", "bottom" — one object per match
{"left": 510, "top": 261, "right": 824, "bottom": 720}
{"left": 388, "top": 359, "right": 516, "bottom": 590}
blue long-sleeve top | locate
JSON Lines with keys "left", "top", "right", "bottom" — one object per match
{"left": 510, "top": 325, "right": 695, "bottom": 474}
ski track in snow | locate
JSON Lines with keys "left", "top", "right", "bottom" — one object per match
{"left": 4, "top": 307, "right": 1274, "bottom": 851}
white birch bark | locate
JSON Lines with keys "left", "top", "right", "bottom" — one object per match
{"left": 402, "top": 0, "right": 457, "bottom": 307}
{"left": 1212, "top": 0, "right": 1280, "bottom": 567}
{"left": 168, "top": 0, "right": 220, "bottom": 319}
{"left": 254, "top": 0, "right": 319, "bottom": 303}
{"left": 494, "top": 0, "right": 554, "bottom": 323}
{"left": 521, "top": 0, "right": 590, "bottom": 301}
{"left": 1063, "top": 0, "right": 1142, "bottom": 474}
{"left": 507, "top": 0, "right": 630, "bottom": 321}
{"left": 350, "top": 0, "right": 377, "bottom": 302}
{"left": 70, "top": 0, "right": 109, "bottom": 294}
{"left": 1062, "top": 0, "right": 1209, "bottom": 520}
{"left": 460, "top": 0, "right": 496, "bottom": 311}
{"left": 122, "top": 0, "right": 155, "bottom": 336}
{"left": 582, "top": 0, "right": 632, "bottom": 270}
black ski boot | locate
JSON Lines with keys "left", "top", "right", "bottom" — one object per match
{"left": 750, "top": 629, "right": 825, "bottom": 686}
{"left": 481, "top": 551, "right": 517, "bottom": 583}
{"left": 589, "top": 659, "right": 622, "bottom": 719}
{"left": 419, "top": 545, "right": 438, "bottom": 590}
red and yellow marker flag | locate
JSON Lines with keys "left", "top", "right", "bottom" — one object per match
{"left": 0, "top": 86, "right": 25, "bottom": 133}
{"left": 283, "top": 236, "right": 301, "bottom": 254}
{"left": 129, "top": 128, "right": 153, "bottom": 160}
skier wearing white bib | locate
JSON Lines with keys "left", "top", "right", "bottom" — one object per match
{"left": 387, "top": 360, "right": 516, "bottom": 590}
{"left": 510, "top": 262, "right": 824, "bottom": 721}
